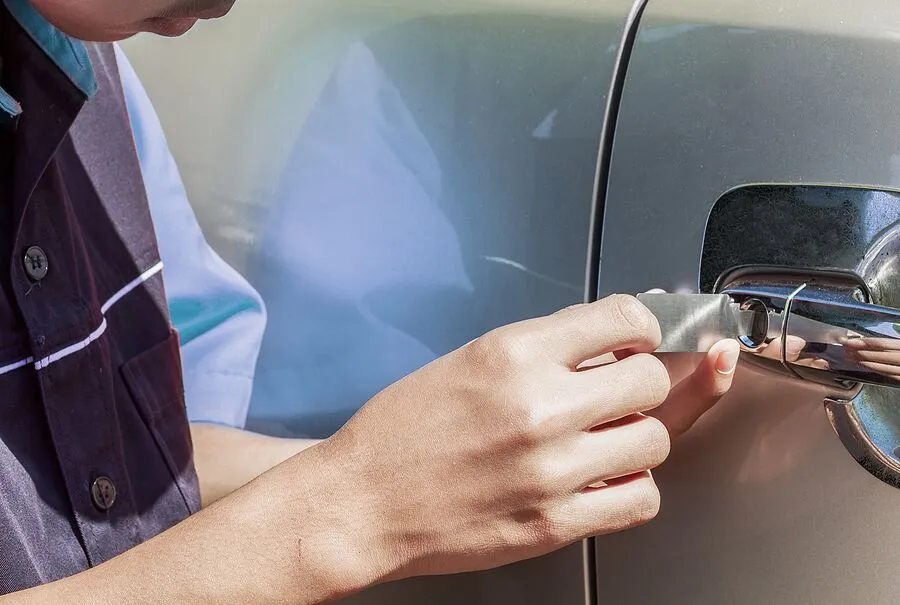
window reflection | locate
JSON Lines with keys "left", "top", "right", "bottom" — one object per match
{"left": 241, "top": 16, "right": 611, "bottom": 438}
{"left": 129, "top": 13, "right": 616, "bottom": 438}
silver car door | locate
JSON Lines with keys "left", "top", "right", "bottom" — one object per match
{"left": 594, "top": 1, "right": 900, "bottom": 603}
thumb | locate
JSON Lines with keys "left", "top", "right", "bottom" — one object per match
{"left": 650, "top": 339, "right": 740, "bottom": 439}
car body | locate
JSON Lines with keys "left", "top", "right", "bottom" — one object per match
{"left": 122, "top": 1, "right": 900, "bottom": 603}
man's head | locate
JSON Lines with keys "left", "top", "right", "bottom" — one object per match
{"left": 29, "top": 0, "right": 236, "bottom": 41}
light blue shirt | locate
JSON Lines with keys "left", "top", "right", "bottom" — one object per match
{"left": 115, "top": 46, "right": 267, "bottom": 428}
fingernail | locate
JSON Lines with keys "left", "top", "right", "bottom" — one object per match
{"left": 715, "top": 343, "right": 741, "bottom": 375}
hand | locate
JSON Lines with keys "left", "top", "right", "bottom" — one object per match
{"left": 627, "top": 288, "right": 740, "bottom": 438}
{"left": 648, "top": 338, "right": 740, "bottom": 439}
{"left": 2, "top": 296, "right": 738, "bottom": 605}
{"left": 324, "top": 294, "right": 736, "bottom": 583}
{"left": 845, "top": 335, "right": 900, "bottom": 382}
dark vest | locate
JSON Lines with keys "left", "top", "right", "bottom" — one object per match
{"left": 0, "top": 11, "right": 200, "bottom": 593}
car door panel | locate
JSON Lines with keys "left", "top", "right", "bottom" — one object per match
{"left": 596, "top": 1, "right": 900, "bottom": 603}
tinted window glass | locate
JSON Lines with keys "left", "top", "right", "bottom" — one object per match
{"left": 123, "top": 3, "right": 616, "bottom": 438}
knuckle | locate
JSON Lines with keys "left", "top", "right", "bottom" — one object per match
{"left": 521, "top": 457, "right": 563, "bottom": 502}
{"left": 503, "top": 485, "right": 569, "bottom": 546}
{"left": 537, "top": 507, "right": 571, "bottom": 545}
{"left": 490, "top": 382, "right": 549, "bottom": 450}
{"left": 466, "top": 330, "right": 526, "bottom": 375}
{"left": 511, "top": 402, "right": 551, "bottom": 448}
{"left": 484, "top": 327, "right": 535, "bottom": 369}
{"left": 463, "top": 333, "right": 496, "bottom": 369}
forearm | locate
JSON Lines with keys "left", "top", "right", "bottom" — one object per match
{"left": 3, "top": 445, "right": 393, "bottom": 605}
{"left": 191, "top": 423, "right": 320, "bottom": 507}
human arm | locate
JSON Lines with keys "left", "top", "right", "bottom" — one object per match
{"left": 2, "top": 294, "right": 737, "bottom": 604}
{"left": 76, "top": 44, "right": 746, "bottom": 605}
{"left": 190, "top": 423, "right": 319, "bottom": 506}
{"left": 7, "top": 442, "right": 380, "bottom": 604}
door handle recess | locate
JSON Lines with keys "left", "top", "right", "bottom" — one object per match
{"left": 699, "top": 184, "right": 900, "bottom": 489}
{"left": 717, "top": 265, "right": 900, "bottom": 488}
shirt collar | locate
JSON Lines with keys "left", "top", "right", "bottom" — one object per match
{"left": 1, "top": 0, "right": 98, "bottom": 120}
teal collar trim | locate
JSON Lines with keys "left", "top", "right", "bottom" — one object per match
{"left": 1, "top": 0, "right": 98, "bottom": 117}
{"left": 0, "top": 86, "right": 22, "bottom": 121}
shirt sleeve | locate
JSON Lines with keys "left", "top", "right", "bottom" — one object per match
{"left": 113, "top": 43, "right": 268, "bottom": 429}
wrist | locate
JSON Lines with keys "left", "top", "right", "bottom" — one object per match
{"left": 282, "top": 439, "right": 408, "bottom": 600}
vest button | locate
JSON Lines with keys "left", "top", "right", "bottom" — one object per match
{"left": 23, "top": 246, "right": 49, "bottom": 281}
{"left": 91, "top": 476, "right": 117, "bottom": 511}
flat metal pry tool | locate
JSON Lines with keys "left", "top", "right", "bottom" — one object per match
{"left": 636, "top": 293, "right": 764, "bottom": 353}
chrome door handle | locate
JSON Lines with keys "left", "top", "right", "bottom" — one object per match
{"left": 718, "top": 267, "right": 900, "bottom": 393}
{"left": 778, "top": 287, "right": 900, "bottom": 388}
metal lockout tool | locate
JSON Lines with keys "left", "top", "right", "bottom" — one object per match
{"left": 638, "top": 280, "right": 900, "bottom": 392}
{"left": 636, "top": 292, "right": 772, "bottom": 354}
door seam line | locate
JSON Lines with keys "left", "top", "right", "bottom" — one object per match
{"left": 582, "top": 2, "right": 652, "bottom": 605}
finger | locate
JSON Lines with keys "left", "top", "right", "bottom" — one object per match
{"left": 845, "top": 337, "right": 900, "bottom": 352}
{"left": 571, "top": 353, "right": 671, "bottom": 427}
{"left": 564, "top": 415, "right": 670, "bottom": 488}
{"left": 757, "top": 336, "right": 806, "bottom": 362}
{"left": 612, "top": 289, "right": 667, "bottom": 361}
{"left": 562, "top": 472, "right": 661, "bottom": 539}
{"left": 856, "top": 360, "right": 900, "bottom": 377}
{"left": 755, "top": 341, "right": 782, "bottom": 361}
{"left": 650, "top": 339, "right": 740, "bottom": 439}
{"left": 784, "top": 336, "right": 807, "bottom": 362}
{"left": 848, "top": 348, "right": 900, "bottom": 365}
{"left": 537, "top": 295, "right": 662, "bottom": 367}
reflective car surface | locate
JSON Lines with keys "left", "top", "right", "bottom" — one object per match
{"left": 124, "top": 0, "right": 631, "bottom": 439}
{"left": 123, "top": 1, "right": 900, "bottom": 603}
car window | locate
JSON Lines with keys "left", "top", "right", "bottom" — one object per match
{"left": 122, "top": 2, "right": 618, "bottom": 438}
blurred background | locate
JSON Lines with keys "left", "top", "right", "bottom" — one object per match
{"left": 121, "top": 0, "right": 618, "bottom": 438}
